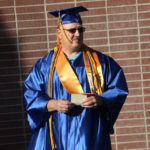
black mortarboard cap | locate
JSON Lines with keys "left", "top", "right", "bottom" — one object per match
{"left": 48, "top": 6, "right": 88, "bottom": 24}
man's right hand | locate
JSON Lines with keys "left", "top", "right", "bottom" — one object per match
{"left": 47, "top": 99, "right": 75, "bottom": 113}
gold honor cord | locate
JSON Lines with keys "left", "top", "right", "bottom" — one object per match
{"left": 87, "top": 50, "right": 102, "bottom": 95}
{"left": 48, "top": 47, "right": 58, "bottom": 98}
{"left": 49, "top": 115, "right": 57, "bottom": 149}
{"left": 82, "top": 45, "right": 104, "bottom": 95}
{"left": 48, "top": 47, "right": 59, "bottom": 150}
{"left": 83, "top": 50, "right": 95, "bottom": 93}
{"left": 92, "top": 51, "right": 104, "bottom": 93}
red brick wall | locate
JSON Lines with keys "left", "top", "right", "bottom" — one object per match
{"left": 0, "top": 0, "right": 150, "bottom": 150}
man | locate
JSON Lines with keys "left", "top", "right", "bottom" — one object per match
{"left": 24, "top": 6, "right": 128, "bottom": 150}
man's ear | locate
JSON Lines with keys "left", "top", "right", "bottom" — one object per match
{"left": 57, "top": 29, "right": 62, "bottom": 40}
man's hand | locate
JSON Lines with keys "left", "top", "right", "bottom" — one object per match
{"left": 47, "top": 99, "right": 75, "bottom": 113}
{"left": 56, "top": 99, "right": 75, "bottom": 113}
{"left": 81, "top": 96, "right": 103, "bottom": 109}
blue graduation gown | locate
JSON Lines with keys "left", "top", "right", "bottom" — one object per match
{"left": 24, "top": 50, "right": 128, "bottom": 150}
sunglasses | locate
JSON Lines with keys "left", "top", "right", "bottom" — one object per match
{"left": 63, "top": 27, "right": 85, "bottom": 34}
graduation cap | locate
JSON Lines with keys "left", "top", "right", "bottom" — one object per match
{"left": 48, "top": 6, "right": 88, "bottom": 24}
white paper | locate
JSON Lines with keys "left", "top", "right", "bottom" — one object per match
{"left": 71, "top": 94, "right": 87, "bottom": 105}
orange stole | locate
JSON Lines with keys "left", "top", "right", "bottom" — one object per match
{"left": 55, "top": 49, "right": 84, "bottom": 94}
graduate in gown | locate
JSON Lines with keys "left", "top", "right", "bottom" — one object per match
{"left": 23, "top": 6, "right": 128, "bottom": 150}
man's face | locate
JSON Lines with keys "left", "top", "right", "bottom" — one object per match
{"left": 59, "top": 23, "right": 85, "bottom": 50}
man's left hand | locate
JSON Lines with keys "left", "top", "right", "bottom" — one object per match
{"left": 81, "top": 95, "right": 103, "bottom": 109}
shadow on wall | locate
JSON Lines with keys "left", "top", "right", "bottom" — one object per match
{"left": 0, "top": 11, "right": 29, "bottom": 150}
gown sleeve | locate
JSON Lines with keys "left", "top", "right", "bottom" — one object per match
{"left": 23, "top": 58, "right": 50, "bottom": 133}
{"left": 100, "top": 56, "right": 128, "bottom": 134}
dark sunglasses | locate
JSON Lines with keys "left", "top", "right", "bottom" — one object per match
{"left": 63, "top": 27, "right": 85, "bottom": 34}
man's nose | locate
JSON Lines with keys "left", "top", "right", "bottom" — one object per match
{"left": 74, "top": 29, "right": 80, "bottom": 36}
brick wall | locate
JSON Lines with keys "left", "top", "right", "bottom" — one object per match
{"left": 0, "top": 0, "right": 150, "bottom": 150}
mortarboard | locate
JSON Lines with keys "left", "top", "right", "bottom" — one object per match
{"left": 48, "top": 6, "right": 88, "bottom": 24}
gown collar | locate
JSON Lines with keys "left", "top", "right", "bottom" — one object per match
{"left": 67, "top": 51, "right": 84, "bottom": 66}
